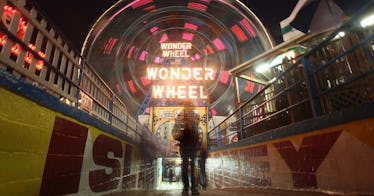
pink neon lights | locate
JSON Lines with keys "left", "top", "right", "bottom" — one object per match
{"left": 159, "top": 33, "right": 168, "bottom": 43}
{"left": 115, "top": 84, "right": 122, "bottom": 95}
{"left": 210, "top": 109, "right": 217, "bottom": 116}
{"left": 128, "top": 80, "right": 137, "bottom": 93}
{"left": 220, "top": 70, "right": 229, "bottom": 84}
{"left": 150, "top": 26, "right": 158, "bottom": 34}
{"left": 213, "top": 38, "right": 225, "bottom": 51}
{"left": 205, "top": 44, "right": 215, "bottom": 54}
{"left": 143, "top": 5, "right": 156, "bottom": 11}
{"left": 139, "top": 50, "right": 148, "bottom": 61}
{"left": 194, "top": 53, "right": 201, "bottom": 60}
{"left": 188, "top": 2, "right": 207, "bottom": 11}
{"left": 182, "top": 33, "right": 194, "bottom": 41}
{"left": 245, "top": 73, "right": 259, "bottom": 93}
{"left": 127, "top": 46, "right": 135, "bottom": 59}
{"left": 131, "top": 0, "right": 153, "bottom": 9}
{"left": 211, "top": 70, "right": 217, "bottom": 80}
{"left": 154, "top": 56, "right": 162, "bottom": 63}
{"left": 240, "top": 19, "right": 257, "bottom": 38}
{"left": 103, "top": 37, "right": 118, "bottom": 54}
{"left": 184, "top": 23, "right": 198, "bottom": 30}
{"left": 141, "top": 76, "right": 151, "bottom": 86}
{"left": 245, "top": 81, "right": 255, "bottom": 93}
{"left": 231, "top": 24, "right": 248, "bottom": 42}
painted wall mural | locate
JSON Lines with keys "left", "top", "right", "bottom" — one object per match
{"left": 0, "top": 87, "right": 154, "bottom": 196}
{"left": 206, "top": 118, "right": 374, "bottom": 194}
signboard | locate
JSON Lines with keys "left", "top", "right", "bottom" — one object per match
{"left": 147, "top": 42, "right": 214, "bottom": 99}
{"left": 80, "top": 92, "right": 93, "bottom": 112}
{"left": 149, "top": 106, "right": 208, "bottom": 156}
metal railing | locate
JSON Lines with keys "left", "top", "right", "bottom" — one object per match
{"left": 208, "top": 2, "right": 374, "bottom": 148}
{"left": 0, "top": 0, "right": 157, "bottom": 146}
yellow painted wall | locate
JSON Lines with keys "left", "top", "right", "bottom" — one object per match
{"left": 0, "top": 87, "right": 54, "bottom": 195}
{"left": 0, "top": 87, "right": 142, "bottom": 195}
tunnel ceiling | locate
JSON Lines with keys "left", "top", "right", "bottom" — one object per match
{"left": 82, "top": 0, "right": 273, "bottom": 117}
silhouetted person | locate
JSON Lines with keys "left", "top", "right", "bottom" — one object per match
{"left": 179, "top": 120, "right": 200, "bottom": 195}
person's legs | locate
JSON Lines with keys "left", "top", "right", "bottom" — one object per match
{"left": 190, "top": 155, "right": 195, "bottom": 189}
{"left": 181, "top": 155, "right": 189, "bottom": 192}
{"left": 190, "top": 155, "right": 199, "bottom": 195}
{"left": 200, "top": 157, "right": 207, "bottom": 189}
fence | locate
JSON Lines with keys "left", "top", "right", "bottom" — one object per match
{"left": 208, "top": 2, "right": 374, "bottom": 148}
{"left": 0, "top": 0, "right": 154, "bottom": 145}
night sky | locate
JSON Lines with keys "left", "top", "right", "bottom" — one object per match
{"left": 33, "top": 0, "right": 298, "bottom": 49}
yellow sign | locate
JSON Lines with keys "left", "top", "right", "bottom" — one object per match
{"left": 149, "top": 106, "right": 208, "bottom": 156}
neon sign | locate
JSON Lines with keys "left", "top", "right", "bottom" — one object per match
{"left": 160, "top": 42, "right": 191, "bottom": 58}
{"left": 152, "top": 85, "right": 208, "bottom": 99}
{"left": 147, "top": 42, "right": 214, "bottom": 99}
{"left": 146, "top": 67, "right": 214, "bottom": 80}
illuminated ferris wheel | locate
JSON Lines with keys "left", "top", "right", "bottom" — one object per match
{"left": 82, "top": 0, "right": 274, "bottom": 117}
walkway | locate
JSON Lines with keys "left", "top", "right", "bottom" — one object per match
{"left": 106, "top": 188, "right": 340, "bottom": 196}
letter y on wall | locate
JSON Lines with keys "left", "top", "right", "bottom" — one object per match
{"left": 273, "top": 131, "right": 341, "bottom": 188}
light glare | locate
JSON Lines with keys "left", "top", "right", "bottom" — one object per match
{"left": 361, "top": 14, "right": 374, "bottom": 28}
